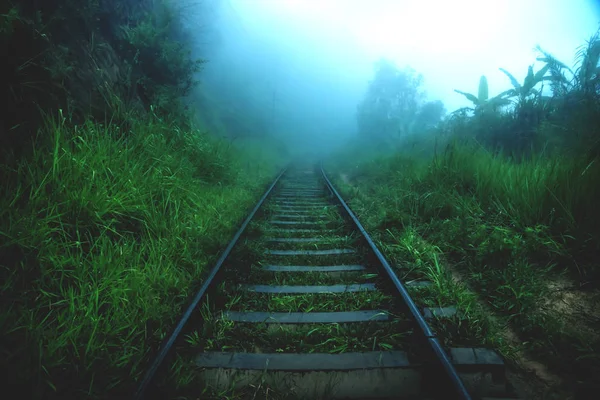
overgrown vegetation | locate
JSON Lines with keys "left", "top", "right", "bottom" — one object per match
{"left": 1, "top": 0, "right": 211, "bottom": 154}
{"left": 1, "top": 0, "right": 284, "bottom": 399}
{"left": 331, "top": 28, "right": 600, "bottom": 398}
{"left": 0, "top": 111, "right": 281, "bottom": 399}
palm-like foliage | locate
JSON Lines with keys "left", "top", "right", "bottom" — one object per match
{"left": 499, "top": 65, "right": 550, "bottom": 103}
{"left": 454, "top": 75, "right": 511, "bottom": 113}
{"left": 536, "top": 29, "right": 600, "bottom": 97}
{"left": 454, "top": 75, "right": 488, "bottom": 106}
{"left": 574, "top": 30, "right": 600, "bottom": 95}
{"left": 535, "top": 46, "right": 574, "bottom": 97}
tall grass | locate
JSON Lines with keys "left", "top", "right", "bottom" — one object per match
{"left": 430, "top": 143, "right": 600, "bottom": 233}
{"left": 328, "top": 137, "right": 600, "bottom": 392}
{"left": 336, "top": 139, "right": 600, "bottom": 244}
{"left": 0, "top": 111, "right": 282, "bottom": 399}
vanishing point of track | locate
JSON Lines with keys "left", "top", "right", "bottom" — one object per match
{"left": 134, "top": 164, "right": 515, "bottom": 400}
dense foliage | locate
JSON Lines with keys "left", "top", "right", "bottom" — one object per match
{"left": 0, "top": 1, "right": 283, "bottom": 399}
{"left": 1, "top": 0, "right": 205, "bottom": 154}
{"left": 336, "top": 27, "right": 600, "bottom": 398}
{"left": 357, "top": 59, "right": 443, "bottom": 143}
{"left": 357, "top": 30, "right": 600, "bottom": 156}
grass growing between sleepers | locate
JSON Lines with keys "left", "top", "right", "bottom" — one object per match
{"left": 0, "top": 111, "right": 282, "bottom": 399}
{"left": 187, "top": 304, "right": 412, "bottom": 354}
{"left": 223, "top": 290, "right": 391, "bottom": 313}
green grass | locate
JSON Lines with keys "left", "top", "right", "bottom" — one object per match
{"left": 239, "top": 268, "right": 377, "bottom": 286}
{"left": 260, "top": 251, "right": 363, "bottom": 266}
{"left": 223, "top": 291, "right": 391, "bottom": 313}
{"left": 327, "top": 138, "right": 600, "bottom": 396}
{"left": 261, "top": 236, "right": 357, "bottom": 251}
{"left": 0, "top": 111, "right": 282, "bottom": 399}
{"left": 159, "top": 164, "right": 495, "bottom": 399}
{"left": 189, "top": 317, "right": 413, "bottom": 354}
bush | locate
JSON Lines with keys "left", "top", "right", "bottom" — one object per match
{"left": 0, "top": 111, "right": 281, "bottom": 399}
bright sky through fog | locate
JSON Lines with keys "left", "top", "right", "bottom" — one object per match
{"left": 229, "top": 0, "right": 600, "bottom": 112}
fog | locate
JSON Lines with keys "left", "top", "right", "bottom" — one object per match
{"left": 192, "top": 0, "right": 600, "bottom": 154}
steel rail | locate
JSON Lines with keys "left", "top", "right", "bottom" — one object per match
{"left": 134, "top": 167, "right": 288, "bottom": 400}
{"left": 320, "top": 164, "right": 472, "bottom": 400}
{"left": 134, "top": 163, "right": 472, "bottom": 400}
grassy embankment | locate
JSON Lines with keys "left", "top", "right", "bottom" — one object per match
{"left": 327, "top": 139, "right": 600, "bottom": 397}
{"left": 2, "top": 1, "right": 286, "bottom": 398}
{"left": 0, "top": 110, "right": 284, "bottom": 399}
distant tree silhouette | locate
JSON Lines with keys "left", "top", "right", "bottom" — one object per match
{"left": 357, "top": 59, "right": 423, "bottom": 141}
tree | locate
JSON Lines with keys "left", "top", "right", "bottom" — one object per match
{"left": 413, "top": 100, "right": 445, "bottom": 132}
{"left": 357, "top": 59, "right": 423, "bottom": 140}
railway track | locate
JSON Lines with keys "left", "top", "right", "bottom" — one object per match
{"left": 135, "top": 164, "right": 518, "bottom": 400}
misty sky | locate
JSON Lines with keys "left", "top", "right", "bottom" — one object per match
{"left": 200, "top": 0, "right": 600, "bottom": 149}
{"left": 229, "top": 0, "right": 599, "bottom": 109}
